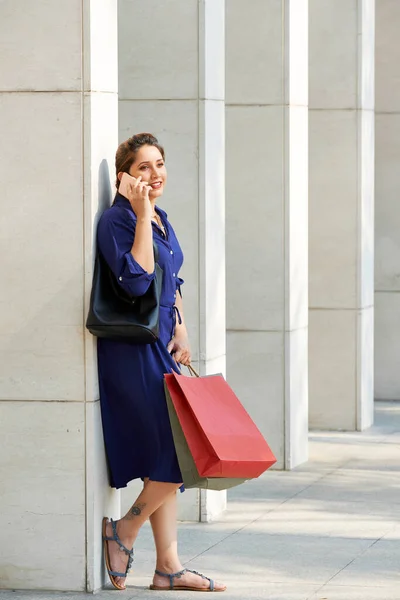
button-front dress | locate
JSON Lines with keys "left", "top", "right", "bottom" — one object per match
{"left": 96, "top": 193, "right": 184, "bottom": 489}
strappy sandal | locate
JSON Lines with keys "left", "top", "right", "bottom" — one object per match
{"left": 102, "top": 517, "right": 134, "bottom": 591}
{"left": 149, "top": 568, "right": 226, "bottom": 592}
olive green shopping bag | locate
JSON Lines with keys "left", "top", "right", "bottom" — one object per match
{"left": 164, "top": 376, "right": 247, "bottom": 491}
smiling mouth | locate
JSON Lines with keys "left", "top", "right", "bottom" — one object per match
{"left": 150, "top": 181, "right": 162, "bottom": 189}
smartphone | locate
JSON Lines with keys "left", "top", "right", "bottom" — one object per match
{"left": 118, "top": 172, "right": 136, "bottom": 199}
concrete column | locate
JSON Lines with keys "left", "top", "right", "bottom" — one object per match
{"left": 375, "top": 2, "right": 400, "bottom": 400}
{"left": 0, "top": 0, "right": 119, "bottom": 592}
{"left": 225, "top": 0, "right": 309, "bottom": 469}
{"left": 309, "top": 0, "right": 375, "bottom": 430}
{"left": 118, "top": 0, "right": 226, "bottom": 521}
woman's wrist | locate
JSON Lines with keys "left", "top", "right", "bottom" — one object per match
{"left": 174, "top": 322, "right": 187, "bottom": 338}
{"left": 136, "top": 213, "right": 152, "bottom": 225}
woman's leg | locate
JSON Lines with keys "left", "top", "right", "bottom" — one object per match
{"left": 105, "top": 480, "right": 180, "bottom": 588}
{"left": 148, "top": 486, "right": 226, "bottom": 591}
{"left": 149, "top": 486, "right": 181, "bottom": 572}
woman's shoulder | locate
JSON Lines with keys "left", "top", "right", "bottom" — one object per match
{"left": 98, "top": 202, "right": 135, "bottom": 229}
{"left": 97, "top": 206, "right": 136, "bottom": 248}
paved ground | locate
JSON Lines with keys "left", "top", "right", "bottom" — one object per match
{"left": 1, "top": 402, "right": 399, "bottom": 599}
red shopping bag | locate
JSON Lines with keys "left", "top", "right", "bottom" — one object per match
{"left": 164, "top": 369, "right": 276, "bottom": 478}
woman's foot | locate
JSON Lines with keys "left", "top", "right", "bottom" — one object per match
{"left": 103, "top": 518, "right": 137, "bottom": 590}
{"left": 152, "top": 567, "right": 226, "bottom": 592}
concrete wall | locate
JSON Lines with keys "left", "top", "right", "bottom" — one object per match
{"left": 309, "top": 0, "right": 375, "bottom": 430}
{"left": 225, "top": 0, "right": 309, "bottom": 469}
{"left": 375, "top": 1, "right": 400, "bottom": 400}
{"left": 0, "top": 0, "right": 119, "bottom": 592}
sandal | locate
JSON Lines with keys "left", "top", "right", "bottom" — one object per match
{"left": 102, "top": 517, "right": 134, "bottom": 591}
{"left": 149, "top": 568, "right": 226, "bottom": 592}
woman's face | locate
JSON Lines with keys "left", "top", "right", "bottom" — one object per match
{"left": 128, "top": 144, "right": 167, "bottom": 200}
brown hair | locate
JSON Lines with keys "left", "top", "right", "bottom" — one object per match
{"left": 115, "top": 133, "right": 165, "bottom": 189}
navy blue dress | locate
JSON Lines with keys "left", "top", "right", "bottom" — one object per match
{"left": 96, "top": 193, "right": 184, "bottom": 489}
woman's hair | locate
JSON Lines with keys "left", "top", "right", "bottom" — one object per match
{"left": 115, "top": 133, "right": 165, "bottom": 189}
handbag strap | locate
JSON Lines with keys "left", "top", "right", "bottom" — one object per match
{"left": 152, "top": 240, "right": 159, "bottom": 263}
{"left": 186, "top": 364, "right": 200, "bottom": 378}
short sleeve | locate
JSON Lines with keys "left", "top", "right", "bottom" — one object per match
{"left": 176, "top": 276, "right": 184, "bottom": 297}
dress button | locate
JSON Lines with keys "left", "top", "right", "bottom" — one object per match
{"left": 119, "top": 276, "right": 123, "bottom": 281}
{"left": 173, "top": 273, "right": 176, "bottom": 277}
{"left": 170, "top": 250, "right": 173, "bottom": 255}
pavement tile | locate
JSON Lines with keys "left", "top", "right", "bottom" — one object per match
{"left": 382, "top": 525, "right": 400, "bottom": 540}
{"left": 245, "top": 498, "right": 399, "bottom": 539}
{"left": 329, "top": 538, "right": 400, "bottom": 587}
{"left": 125, "top": 581, "right": 320, "bottom": 599}
{"left": 227, "top": 471, "right": 326, "bottom": 502}
{"left": 295, "top": 468, "right": 400, "bottom": 505}
{"left": 181, "top": 532, "right": 374, "bottom": 584}
{"left": 308, "top": 584, "right": 400, "bottom": 600}
{"left": 0, "top": 595, "right": 100, "bottom": 600}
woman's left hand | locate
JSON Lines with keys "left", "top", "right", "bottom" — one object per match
{"left": 167, "top": 333, "right": 191, "bottom": 366}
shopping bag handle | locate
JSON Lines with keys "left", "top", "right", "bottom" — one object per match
{"left": 186, "top": 364, "right": 200, "bottom": 378}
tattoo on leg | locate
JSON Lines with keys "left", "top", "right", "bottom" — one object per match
{"left": 128, "top": 502, "right": 146, "bottom": 519}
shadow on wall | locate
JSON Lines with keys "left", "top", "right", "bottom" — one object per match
{"left": 96, "top": 158, "right": 114, "bottom": 229}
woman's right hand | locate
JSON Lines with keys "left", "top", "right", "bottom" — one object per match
{"left": 124, "top": 175, "right": 152, "bottom": 219}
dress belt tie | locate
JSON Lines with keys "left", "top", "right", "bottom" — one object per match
{"left": 173, "top": 305, "right": 182, "bottom": 325}
{"left": 160, "top": 304, "right": 182, "bottom": 326}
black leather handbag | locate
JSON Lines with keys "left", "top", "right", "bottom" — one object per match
{"left": 86, "top": 242, "right": 163, "bottom": 343}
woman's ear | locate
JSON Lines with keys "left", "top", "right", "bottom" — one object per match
{"left": 117, "top": 171, "right": 124, "bottom": 182}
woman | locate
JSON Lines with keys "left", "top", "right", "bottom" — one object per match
{"left": 97, "top": 133, "right": 226, "bottom": 592}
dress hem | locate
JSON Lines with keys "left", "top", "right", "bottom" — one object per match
{"left": 110, "top": 474, "right": 185, "bottom": 493}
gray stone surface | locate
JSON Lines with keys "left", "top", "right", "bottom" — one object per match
{"left": 310, "top": 586, "right": 400, "bottom": 600}
{"left": 309, "top": 0, "right": 375, "bottom": 431}
{"left": 0, "top": 3, "right": 120, "bottom": 590}
{"left": 226, "top": 0, "right": 309, "bottom": 472}
{"left": 1, "top": 403, "right": 399, "bottom": 599}
{"left": 375, "top": 2, "right": 400, "bottom": 401}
